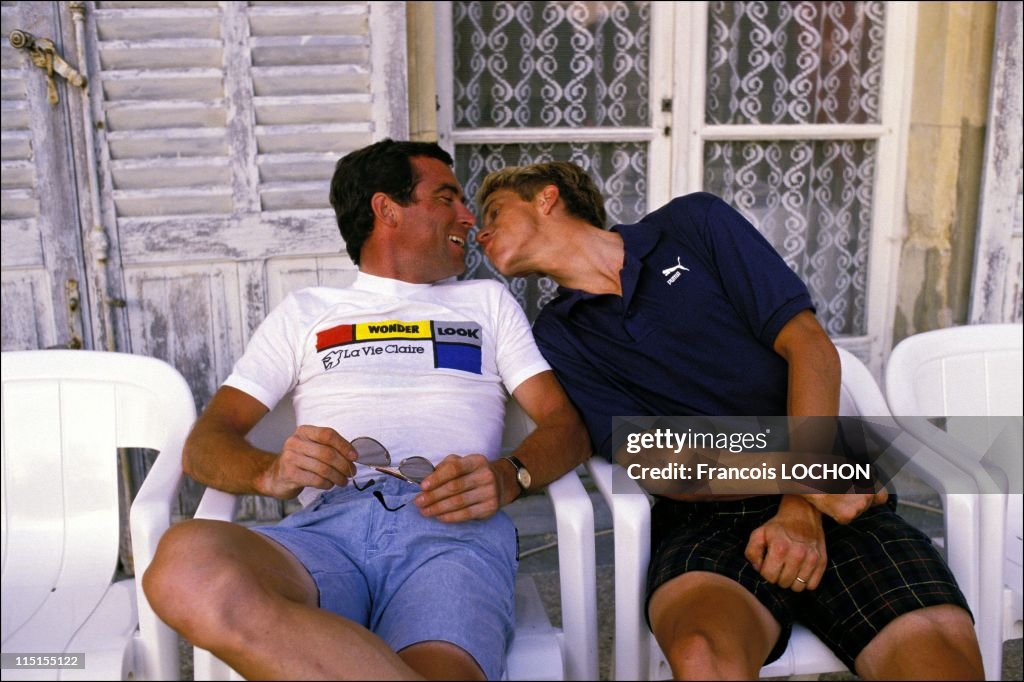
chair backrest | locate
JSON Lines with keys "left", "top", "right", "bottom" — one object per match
{"left": 886, "top": 324, "right": 1023, "bottom": 417}
{"left": 1, "top": 350, "right": 195, "bottom": 676}
{"left": 886, "top": 324, "right": 1023, "bottom": 483}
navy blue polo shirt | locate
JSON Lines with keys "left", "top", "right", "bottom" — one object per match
{"left": 533, "top": 192, "right": 814, "bottom": 458}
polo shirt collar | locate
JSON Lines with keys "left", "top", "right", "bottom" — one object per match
{"left": 616, "top": 222, "right": 661, "bottom": 310}
{"left": 548, "top": 221, "right": 663, "bottom": 314}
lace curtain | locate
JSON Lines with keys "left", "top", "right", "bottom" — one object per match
{"left": 706, "top": 1, "right": 885, "bottom": 125}
{"left": 703, "top": 2, "right": 885, "bottom": 336}
{"left": 451, "top": 1, "right": 885, "bottom": 334}
{"left": 452, "top": 1, "right": 651, "bottom": 320}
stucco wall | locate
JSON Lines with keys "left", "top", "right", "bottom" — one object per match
{"left": 894, "top": 1, "right": 997, "bottom": 343}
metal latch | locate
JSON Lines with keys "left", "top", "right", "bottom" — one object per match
{"left": 8, "top": 29, "right": 87, "bottom": 106}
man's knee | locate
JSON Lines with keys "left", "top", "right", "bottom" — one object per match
{"left": 857, "top": 604, "right": 983, "bottom": 680}
{"left": 143, "top": 520, "right": 253, "bottom": 636}
{"left": 661, "top": 628, "right": 765, "bottom": 679}
{"left": 876, "top": 604, "right": 977, "bottom": 648}
{"left": 650, "top": 572, "right": 778, "bottom": 677}
{"left": 663, "top": 628, "right": 718, "bottom": 665}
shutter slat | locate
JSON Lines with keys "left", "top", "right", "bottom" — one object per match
{"left": 89, "top": 2, "right": 386, "bottom": 218}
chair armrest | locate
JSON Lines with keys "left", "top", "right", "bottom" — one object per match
{"left": 586, "top": 457, "right": 653, "bottom": 681}
{"left": 876, "top": 419, "right": 984, "bottom": 614}
{"left": 891, "top": 416, "right": 1014, "bottom": 680}
{"left": 195, "top": 487, "right": 241, "bottom": 522}
{"left": 133, "top": 460, "right": 239, "bottom": 681}
{"left": 891, "top": 416, "right": 1008, "bottom": 493}
{"left": 545, "top": 466, "right": 598, "bottom": 681}
{"left": 129, "top": 445, "right": 187, "bottom": 682}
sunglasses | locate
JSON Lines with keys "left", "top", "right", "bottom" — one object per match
{"left": 350, "top": 436, "right": 435, "bottom": 486}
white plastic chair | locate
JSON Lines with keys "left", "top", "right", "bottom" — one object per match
{"left": 886, "top": 323, "right": 1024, "bottom": 680}
{"left": 134, "top": 394, "right": 599, "bottom": 681}
{"left": 586, "top": 347, "right": 983, "bottom": 680}
{"left": 1, "top": 350, "right": 196, "bottom": 681}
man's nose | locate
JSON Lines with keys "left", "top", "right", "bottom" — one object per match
{"left": 456, "top": 201, "right": 476, "bottom": 227}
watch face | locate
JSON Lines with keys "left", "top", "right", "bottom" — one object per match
{"left": 517, "top": 467, "right": 532, "bottom": 489}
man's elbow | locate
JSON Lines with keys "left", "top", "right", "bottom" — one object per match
{"left": 779, "top": 312, "right": 840, "bottom": 376}
{"left": 181, "top": 434, "right": 203, "bottom": 481}
{"left": 566, "top": 414, "right": 592, "bottom": 466}
{"left": 181, "top": 419, "right": 218, "bottom": 481}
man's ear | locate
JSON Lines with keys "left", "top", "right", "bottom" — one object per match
{"left": 371, "top": 192, "right": 399, "bottom": 226}
{"left": 538, "top": 185, "right": 560, "bottom": 214}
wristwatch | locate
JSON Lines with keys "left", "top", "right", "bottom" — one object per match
{"left": 503, "top": 455, "right": 532, "bottom": 491}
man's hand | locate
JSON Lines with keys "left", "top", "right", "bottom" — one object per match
{"left": 414, "top": 454, "right": 503, "bottom": 522}
{"left": 256, "top": 425, "right": 358, "bottom": 500}
{"left": 801, "top": 490, "right": 889, "bottom": 525}
{"left": 745, "top": 495, "right": 827, "bottom": 591}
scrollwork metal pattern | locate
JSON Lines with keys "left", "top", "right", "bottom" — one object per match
{"left": 706, "top": 1, "right": 885, "bottom": 125}
{"left": 454, "top": 1, "right": 650, "bottom": 128}
{"left": 704, "top": 139, "right": 875, "bottom": 336}
{"left": 450, "top": 0, "right": 882, "bottom": 336}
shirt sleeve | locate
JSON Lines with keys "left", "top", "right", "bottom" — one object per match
{"left": 700, "top": 196, "right": 814, "bottom": 348}
{"left": 222, "top": 294, "right": 302, "bottom": 410}
{"left": 532, "top": 314, "right": 614, "bottom": 457}
{"left": 492, "top": 284, "right": 552, "bottom": 394}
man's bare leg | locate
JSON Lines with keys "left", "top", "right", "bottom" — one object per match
{"left": 648, "top": 571, "right": 781, "bottom": 680}
{"left": 399, "top": 642, "right": 485, "bottom": 680}
{"left": 144, "top": 520, "right": 483, "bottom": 680}
{"left": 854, "top": 604, "right": 983, "bottom": 681}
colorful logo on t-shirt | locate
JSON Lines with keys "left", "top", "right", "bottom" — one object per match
{"left": 315, "top": 319, "right": 482, "bottom": 374}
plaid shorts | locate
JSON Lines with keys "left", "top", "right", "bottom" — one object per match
{"left": 646, "top": 495, "right": 972, "bottom": 670}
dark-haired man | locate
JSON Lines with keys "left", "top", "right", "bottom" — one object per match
{"left": 475, "top": 161, "right": 982, "bottom": 680}
{"left": 144, "top": 141, "right": 589, "bottom": 680}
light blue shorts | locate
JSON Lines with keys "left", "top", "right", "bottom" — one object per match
{"left": 252, "top": 477, "right": 519, "bottom": 680}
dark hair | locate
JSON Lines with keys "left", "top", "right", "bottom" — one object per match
{"left": 329, "top": 139, "right": 454, "bottom": 264}
{"left": 476, "top": 161, "right": 607, "bottom": 228}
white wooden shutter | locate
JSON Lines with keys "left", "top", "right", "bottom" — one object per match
{"left": 85, "top": 1, "right": 405, "bottom": 395}
{"left": 83, "top": 0, "right": 408, "bottom": 518}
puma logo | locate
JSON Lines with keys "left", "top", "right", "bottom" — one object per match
{"left": 662, "top": 257, "right": 689, "bottom": 285}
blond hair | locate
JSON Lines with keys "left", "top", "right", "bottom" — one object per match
{"left": 476, "top": 161, "right": 607, "bottom": 228}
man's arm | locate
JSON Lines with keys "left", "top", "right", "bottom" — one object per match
{"left": 774, "top": 310, "right": 888, "bottom": 523}
{"left": 498, "top": 369, "right": 591, "bottom": 504}
{"left": 773, "top": 308, "right": 840, "bottom": 418}
{"left": 415, "top": 370, "right": 590, "bottom": 522}
{"left": 184, "top": 385, "right": 357, "bottom": 500}
{"left": 742, "top": 309, "right": 840, "bottom": 589}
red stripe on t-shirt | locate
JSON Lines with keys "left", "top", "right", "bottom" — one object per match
{"left": 316, "top": 324, "right": 355, "bottom": 351}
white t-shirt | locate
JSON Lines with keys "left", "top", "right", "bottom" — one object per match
{"left": 224, "top": 272, "right": 550, "bottom": 504}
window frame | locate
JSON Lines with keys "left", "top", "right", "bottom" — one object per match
{"left": 434, "top": 1, "right": 676, "bottom": 211}
{"left": 434, "top": 0, "right": 919, "bottom": 371}
{"left": 673, "top": 2, "right": 918, "bottom": 367}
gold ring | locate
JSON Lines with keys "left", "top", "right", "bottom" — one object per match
{"left": 795, "top": 576, "right": 807, "bottom": 584}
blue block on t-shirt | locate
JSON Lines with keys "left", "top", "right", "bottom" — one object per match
{"left": 435, "top": 343, "right": 482, "bottom": 374}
